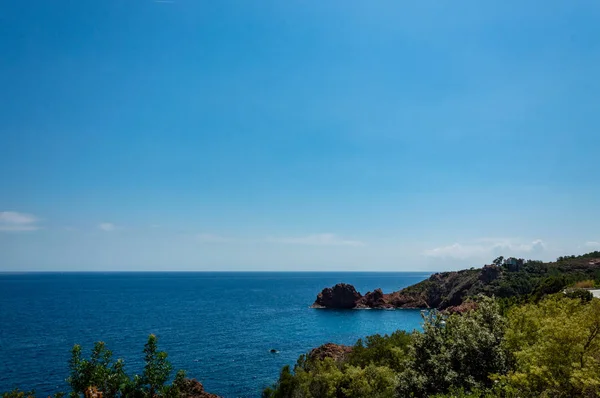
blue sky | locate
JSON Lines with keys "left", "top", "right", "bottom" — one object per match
{"left": 1, "top": 1, "right": 599, "bottom": 271}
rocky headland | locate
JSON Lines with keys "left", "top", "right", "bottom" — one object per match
{"left": 311, "top": 267, "right": 486, "bottom": 310}
{"left": 312, "top": 255, "right": 600, "bottom": 310}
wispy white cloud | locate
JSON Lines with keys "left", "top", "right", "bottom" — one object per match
{"left": 98, "top": 222, "right": 118, "bottom": 232}
{"left": 0, "top": 211, "right": 41, "bottom": 231}
{"left": 196, "top": 233, "right": 233, "bottom": 243}
{"left": 584, "top": 241, "right": 600, "bottom": 249}
{"left": 424, "top": 238, "right": 546, "bottom": 260}
{"left": 191, "top": 233, "right": 364, "bottom": 246}
{"left": 266, "top": 233, "right": 365, "bottom": 247}
{"left": 424, "top": 243, "right": 488, "bottom": 259}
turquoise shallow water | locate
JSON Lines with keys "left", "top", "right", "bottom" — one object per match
{"left": 0, "top": 272, "right": 428, "bottom": 397}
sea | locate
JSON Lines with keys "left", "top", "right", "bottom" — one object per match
{"left": 0, "top": 272, "right": 429, "bottom": 397}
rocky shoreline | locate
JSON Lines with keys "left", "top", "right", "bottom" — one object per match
{"left": 311, "top": 265, "right": 503, "bottom": 310}
{"left": 311, "top": 255, "right": 600, "bottom": 311}
{"left": 311, "top": 282, "right": 429, "bottom": 310}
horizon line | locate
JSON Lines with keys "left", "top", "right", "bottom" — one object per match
{"left": 0, "top": 270, "right": 437, "bottom": 274}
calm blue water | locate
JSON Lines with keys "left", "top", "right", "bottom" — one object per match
{"left": 0, "top": 272, "right": 428, "bottom": 397}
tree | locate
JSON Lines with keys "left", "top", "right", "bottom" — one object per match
{"left": 531, "top": 275, "right": 567, "bottom": 301}
{"left": 64, "top": 336, "right": 183, "bottom": 398}
{"left": 500, "top": 296, "right": 600, "bottom": 397}
{"left": 67, "top": 342, "right": 128, "bottom": 398}
{"left": 348, "top": 330, "right": 412, "bottom": 371}
{"left": 263, "top": 331, "right": 411, "bottom": 398}
{"left": 142, "top": 334, "right": 173, "bottom": 398}
{"left": 262, "top": 365, "right": 299, "bottom": 398}
{"left": 339, "top": 364, "right": 397, "bottom": 398}
{"left": 163, "top": 370, "right": 187, "bottom": 398}
{"left": 565, "top": 288, "right": 594, "bottom": 302}
{"left": 398, "top": 296, "right": 508, "bottom": 397}
{"left": 493, "top": 256, "right": 504, "bottom": 266}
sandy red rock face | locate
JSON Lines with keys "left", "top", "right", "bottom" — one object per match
{"left": 444, "top": 301, "right": 478, "bottom": 314}
{"left": 178, "top": 378, "right": 222, "bottom": 398}
{"left": 308, "top": 342, "right": 353, "bottom": 362}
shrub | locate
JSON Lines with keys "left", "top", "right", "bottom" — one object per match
{"left": 66, "top": 335, "right": 182, "bottom": 398}
{"left": 67, "top": 342, "right": 128, "bottom": 398}
{"left": 565, "top": 288, "right": 594, "bottom": 302}
{"left": 1, "top": 389, "right": 35, "bottom": 398}
{"left": 339, "top": 364, "right": 397, "bottom": 398}
{"left": 398, "top": 296, "right": 508, "bottom": 397}
{"left": 500, "top": 296, "right": 600, "bottom": 397}
{"left": 347, "top": 330, "right": 412, "bottom": 371}
{"left": 573, "top": 280, "right": 595, "bottom": 289}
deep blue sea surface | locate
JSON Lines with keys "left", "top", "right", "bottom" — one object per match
{"left": 0, "top": 272, "right": 429, "bottom": 397}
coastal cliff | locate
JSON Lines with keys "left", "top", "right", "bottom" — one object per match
{"left": 312, "top": 268, "right": 483, "bottom": 310}
{"left": 312, "top": 253, "right": 600, "bottom": 310}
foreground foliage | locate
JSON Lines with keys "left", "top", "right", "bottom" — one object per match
{"left": 265, "top": 294, "right": 600, "bottom": 398}
{"left": 2, "top": 389, "right": 38, "bottom": 398}
{"left": 398, "top": 298, "right": 507, "bottom": 397}
{"left": 501, "top": 297, "right": 600, "bottom": 397}
{"left": 67, "top": 334, "right": 186, "bottom": 398}
{"left": 3, "top": 335, "right": 192, "bottom": 398}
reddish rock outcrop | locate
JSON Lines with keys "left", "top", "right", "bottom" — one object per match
{"left": 444, "top": 301, "right": 478, "bottom": 314}
{"left": 357, "top": 288, "right": 394, "bottom": 309}
{"left": 312, "top": 283, "right": 362, "bottom": 309}
{"left": 178, "top": 378, "right": 222, "bottom": 398}
{"left": 385, "top": 291, "right": 429, "bottom": 309}
{"left": 308, "top": 343, "right": 353, "bottom": 362}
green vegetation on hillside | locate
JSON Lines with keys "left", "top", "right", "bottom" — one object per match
{"left": 265, "top": 294, "right": 600, "bottom": 397}
{"left": 266, "top": 252, "right": 600, "bottom": 398}
{"left": 406, "top": 252, "right": 600, "bottom": 310}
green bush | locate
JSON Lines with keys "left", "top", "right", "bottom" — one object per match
{"left": 500, "top": 296, "right": 600, "bottom": 397}
{"left": 67, "top": 342, "right": 128, "bottom": 398}
{"left": 398, "top": 297, "right": 507, "bottom": 397}
{"left": 565, "top": 288, "right": 594, "bottom": 302}
{"left": 66, "top": 334, "right": 181, "bottom": 398}
{"left": 1, "top": 335, "right": 188, "bottom": 398}
{"left": 347, "top": 330, "right": 412, "bottom": 371}
{"left": 1, "top": 389, "right": 36, "bottom": 398}
{"left": 263, "top": 330, "right": 411, "bottom": 398}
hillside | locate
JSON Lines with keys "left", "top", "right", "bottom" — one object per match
{"left": 313, "top": 251, "right": 600, "bottom": 310}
